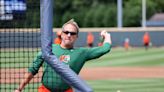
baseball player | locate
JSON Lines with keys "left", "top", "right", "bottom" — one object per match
{"left": 143, "top": 32, "right": 150, "bottom": 50}
{"left": 15, "top": 19, "right": 112, "bottom": 92}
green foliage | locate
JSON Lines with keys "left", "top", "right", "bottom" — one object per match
{"left": 146, "top": 0, "right": 158, "bottom": 19}
{"left": 54, "top": 0, "right": 164, "bottom": 27}
{"left": 123, "top": 0, "right": 142, "bottom": 27}
{"left": 0, "top": 0, "right": 164, "bottom": 28}
{"left": 83, "top": 9, "right": 94, "bottom": 27}
{"left": 103, "top": 4, "right": 117, "bottom": 27}
{"left": 92, "top": 5, "right": 106, "bottom": 27}
{"left": 123, "top": 0, "right": 160, "bottom": 27}
{"left": 154, "top": 0, "right": 164, "bottom": 12}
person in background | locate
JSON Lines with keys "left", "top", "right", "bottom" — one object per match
{"left": 124, "top": 37, "right": 130, "bottom": 51}
{"left": 54, "top": 30, "right": 62, "bottom": 44}
{"left": 87, "top": 32, "right": 94, "bottom": 47}
{"left": 143, "top": 32, "right": 150, "bottom": 50}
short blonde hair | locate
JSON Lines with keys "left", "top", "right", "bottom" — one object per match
{"left": 62, "top": 19, "right": 79, "bottom": 34}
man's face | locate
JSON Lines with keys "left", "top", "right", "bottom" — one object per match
{"left": 61, "top": 24, "right": 78, "bottom": 47}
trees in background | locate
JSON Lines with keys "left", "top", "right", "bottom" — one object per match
{"left": 0, "top": 0, "right": 164, "bottom": 28}
{"left": 59, "top": 0, "right": 164, "bottom": 27}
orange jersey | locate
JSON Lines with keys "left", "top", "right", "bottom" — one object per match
{"left": 143, "top": 33, "right": 150, "bottom": 44}
{"left": 54, "top": 37, "right": 61, "bottom": 44}
{"left": 124, "top": 42, "right": 129, "bottom": 49}
{"left": 87, "top": 33, "right": 94, "bottom": 44}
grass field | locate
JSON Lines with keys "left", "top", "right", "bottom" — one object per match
{"left": 87, "top": 78, "right": 164, "bottom": 92}
{"left": 1, "top": 47, "right": 164, "bottom": 92}
{"left": 1, "top": 47, "right": 164, "bottom": 68}
{"left": 85, "top": 47, "right": 164, "bottom": 67}
{"left": 2, "top": 78, "right": 164, "bottom": 92}
{"left": 85, "top": 47, "right": 164, "bottom": 92}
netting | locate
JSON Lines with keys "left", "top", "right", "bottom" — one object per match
{"left": 0, "top": 0, "right": 41, "bottom": 91}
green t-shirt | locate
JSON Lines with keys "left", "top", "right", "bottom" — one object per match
{"left": 28, "top": 43, "right": 111, "bottom": 91}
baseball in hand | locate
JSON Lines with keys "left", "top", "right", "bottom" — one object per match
{"left": 100, "top": 30, "right": 107, "bottom": 37}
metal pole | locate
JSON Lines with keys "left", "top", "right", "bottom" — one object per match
{"left": 117, "top": 0, "right": 123, "bottom": 29}
{"left": 142, "top": 0, "right": 146, "bottom": 28}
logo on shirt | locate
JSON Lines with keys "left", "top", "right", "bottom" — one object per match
{"left": 59, "top": 55, "right": 70, "bottom": 63}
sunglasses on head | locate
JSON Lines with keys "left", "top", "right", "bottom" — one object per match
{"left": 62, "top": 31, "right": 77, "bottom": 35}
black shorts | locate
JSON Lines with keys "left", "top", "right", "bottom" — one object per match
{"left": 144, "top": 43, "right": 149, "bottom": 46}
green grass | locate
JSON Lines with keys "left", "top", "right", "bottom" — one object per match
{"left": 1, "top": 47, "right": 164, "bottom": 68}
{"left": 87, "top": 78, "right": 164, "bottom": 92}
{"left": 0, "top": 50, "right": 39, "bottom": 68}
{"left": 1, "top": 47, "right": 164, "bottom": 92}
{"left": 85, "top": 47, "right": 164, "bottom": 67}
{"left": 0, "top": 83, "right": 40, "bottom": 92}
{"left": 2, "top": 78, "right": 164, "bottom": 92}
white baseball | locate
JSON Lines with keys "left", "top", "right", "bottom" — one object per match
{"left": 117, "top": 90, "right": 121, "bottom": 92}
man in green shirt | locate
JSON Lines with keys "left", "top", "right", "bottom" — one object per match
{"left": 15, "top": 19, "right": 112, "bottom": 92}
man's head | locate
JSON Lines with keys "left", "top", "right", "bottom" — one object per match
{"left": 61, "top": 19, "right": 79, "bottom": 48}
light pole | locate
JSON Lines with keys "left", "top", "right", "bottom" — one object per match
{"left": 117, "top": 0, "right": 123, "bottom": 29}
{"left": 142, "top": 0, "right": 146, "bottom": 28}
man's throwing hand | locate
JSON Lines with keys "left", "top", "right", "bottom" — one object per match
{"left": 100, "top": 30, "right": 112, "bottom": 44}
